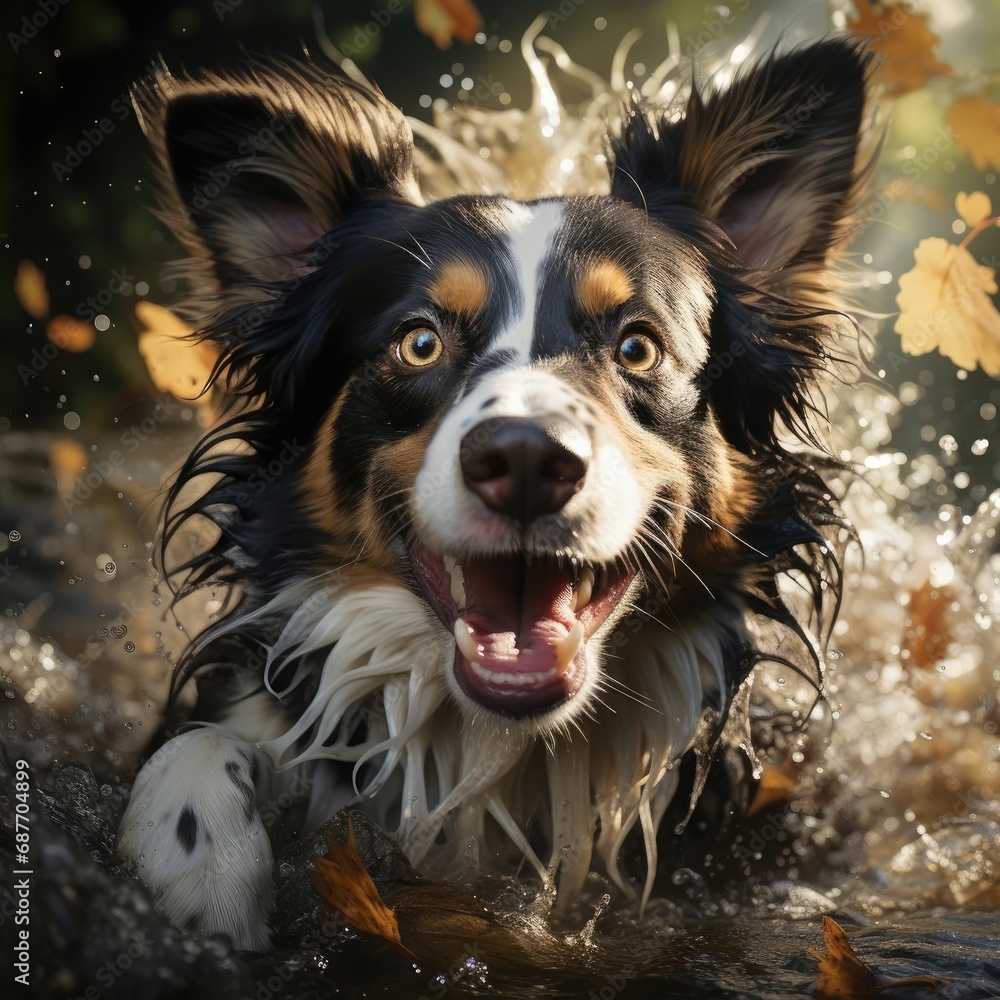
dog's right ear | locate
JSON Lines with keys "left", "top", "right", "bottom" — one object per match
{"left": 134, "top": 62, "right": 421, "bottom": 289}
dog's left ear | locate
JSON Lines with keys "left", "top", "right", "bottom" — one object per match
{"left": 610, "top": 37, "right": 872, "bottom": 275}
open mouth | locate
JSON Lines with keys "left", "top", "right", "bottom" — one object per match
{"left": 408, "top": 537, "right": 635, "bottom": 715}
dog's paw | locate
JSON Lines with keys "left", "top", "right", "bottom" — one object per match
{"left": 118, "top": 728, "right": 274, "bottom": 950}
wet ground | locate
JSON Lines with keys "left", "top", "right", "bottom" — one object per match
{"left": 1, "top": 402, "right": 998, "bottom": 999}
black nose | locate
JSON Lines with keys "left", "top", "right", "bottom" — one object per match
{"left": 460, "top": 417, "right": 590, "bottom": 524}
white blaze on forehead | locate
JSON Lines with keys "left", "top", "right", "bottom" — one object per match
{"left": 496, "top": 200, "right": 565, "bottom": 359}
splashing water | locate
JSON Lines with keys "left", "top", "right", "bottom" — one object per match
{"left": 1, "top": 15, "right": 998, "bottom": 998}
{"left": 376, "top": 15, "right": 1000, "bottom": 914}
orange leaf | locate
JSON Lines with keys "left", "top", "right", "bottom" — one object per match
{"left": 15, "top": 260, "right": 49, "bottom": 319}
{"left": 47, "top": 315, "right": 96, "bottom": 353}
{"left": 414, "top": 0, "right": 482, "bottom": 48}
{"left": 135, "top": 300, "right": 218, "bottom": 403}
{"left": 848, "top": 1, "right": 951, "bottom": 96}
{"left": 948, "top": 97, "right": 1000, "bottom": 172}
{"left": 746, "top": 767, "right": 798, "bottom": 817}
{"left": 49, "top": 439, "right": 89, "bottom": 480}
{"left": 902, "top": 579, "right": 956, "bottom": 669}
{"left": 811, "top": 916, "right": 879, "bottom": 998}
{"left": 313, "top": 818, "right": 403, "bottom": 947}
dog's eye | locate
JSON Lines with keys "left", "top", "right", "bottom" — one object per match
{"left": 615, "top": 330, "right": 660, "bottom": 372}
{"left": 397, "top": 328, "right": 444, "bottom": 367}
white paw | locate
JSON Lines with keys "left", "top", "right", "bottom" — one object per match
{"left": 118, "top": 729, "right": 274, "bottom": 950}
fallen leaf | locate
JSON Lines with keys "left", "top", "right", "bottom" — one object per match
{"left": 135, "top": 300, "right": 219, "bottom": 402}
{"left": 414, "top": 0, "right": 482, "bottom": 48}
{"left": 956, "top": 191, "right": 992, "bottom": 228}
{"left": 811, "top": 916, "right": 879, "bottom": 998}
{"left": 949, "top": 96, "right": 1000, "bottom": 172}
{"left": 895, "top": 237, "right": 1000, "bottom": 376}
{"left": 903, "top": 579, "right": 956, "bottom": 669}
{"left": 15, "top": 260, "right": 49, "bottom": 319}
{"left": 47, "top": 315, "right": 96, "bottom": 353}
{"left": 313, "top": 817, "right": 403, "bottom": 947}
{"left": 848, "top": 1, "right": 951, "bottom": 96}
{"left": 746, "top": 766, "right": 798, "bottom": 817}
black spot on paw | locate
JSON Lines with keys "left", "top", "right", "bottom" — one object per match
{"left": 225, "top": 759, "right": 256, "bottom": 822}
{"left": 177, "top": 805, "right": 198, "bottom": 853}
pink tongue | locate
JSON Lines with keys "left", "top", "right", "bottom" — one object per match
{"left": 461, "top": 558, "right": 576, "bottom": 670}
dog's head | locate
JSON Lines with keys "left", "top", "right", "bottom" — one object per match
{"left": 145, "top": 40, "right": 869, "bottom": 739}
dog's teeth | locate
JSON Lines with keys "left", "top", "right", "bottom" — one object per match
{"left": 573, "top": 567, "right": 595, "bottom": 611}
{"left": 444, "top": 555, "right": 466, "bottom": 608}
{"left": 554, "top": 619, "right": 585, "bottom": 673}
{"left": 453, "top": 617, "right": 479, "bottom": 661}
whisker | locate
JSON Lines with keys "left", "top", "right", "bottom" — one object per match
{"left": 361, "top": 234, "right": 432, "bottom": 269}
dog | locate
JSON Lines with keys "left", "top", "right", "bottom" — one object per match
{"left": 117, "top": 36, "right": 871, "bottom": 950}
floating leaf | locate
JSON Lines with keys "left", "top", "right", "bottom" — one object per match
{"left": 414, "top": 0, "right": 482, "bottom": 49}
{"left": 135, "top": 300, "right": 219, "bottom": 403}
{"left": 895, "top": 237, "right": 1000, "bottom": 376}
{"left": 848, "top": 1, "right": 951, "bottom": 96}
{"left": 903, "top": 579, "right": 956, "bottom": 669}
{"left": 47, "top": 315, "right": 96, "bottom": 353}
{"left": 956, "top": 191, "right": 992, "bottom": 228}
{"left": 15, "top": 260, "right": 49, "bottom": 319}
{"left": 949, "top": 96, "right": 1000, "bottom": 172}
{"left": 811, "top": 917, "right": 879, "bottom": 998}
{"left": 313, "top": 817, "right": 403, "bottom": 947}
{"left": 746, "top": 767, "right": 798, "bottom": 818}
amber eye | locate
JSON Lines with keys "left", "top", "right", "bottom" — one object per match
{"left": 615, "top": 330, "right": 660, "bottom": 372}
{"left": 397, "top": 327, "right": 443, "bottom": 367}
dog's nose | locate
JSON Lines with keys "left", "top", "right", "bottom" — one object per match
{"left": 460, "top": 417, "right": 590, "bottom": 523}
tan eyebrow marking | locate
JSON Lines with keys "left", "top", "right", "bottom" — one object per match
{"left": 428, "top": 259, "right": 490, "bottom": 316}
{"left": 575, "top": 260, "right": 634, "bottom": 313}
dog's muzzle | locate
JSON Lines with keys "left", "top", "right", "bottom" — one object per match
{"left": 410, "top": 406, "right": 635, "bottom": 717}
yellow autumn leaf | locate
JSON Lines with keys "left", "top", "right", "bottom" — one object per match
{"left": 313, "top": 818, "right": 404, "bottom": 948}
{"left": 949, "top": 96, "right": 1000, "bottom": 172}
{"left": 135, "top": 300, "right": 219, "bottom": 402}
{"left": 414, "top": 0, "right": 482, "bottom": 49}
{"left": 895, "top": 237, "right": 1000, "bottom": 377}
{"left": 15, "top": 260, "right": 50, "bottom": 319}
{"left": 847, "top": 0, "right": 951, "bottom": 96}
{"left": 956, "top": 191, "right": 992, "bottom": 228}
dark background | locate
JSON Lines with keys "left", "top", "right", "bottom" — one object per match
{"left": 2, "top": 0, "right": 999, "bottom": 502}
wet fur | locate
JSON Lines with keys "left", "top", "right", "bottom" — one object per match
{"left": 118, "top": 39, "right": 872, "bottom": 950}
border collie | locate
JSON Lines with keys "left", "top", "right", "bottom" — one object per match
{"left": 118, "top": 37, "right": 871, "bottom": 950}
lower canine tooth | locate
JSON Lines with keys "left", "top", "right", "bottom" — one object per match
{"left": 453, "top": 617, "right": 479, "bottom": 661}
{"left": 574, "top": 567, "right": 595, "bottom": 611}
{"left": 554, "top": 619, "right": 585, "bottom": 673}
{"left": 444, "top": 555, "right": 466, "bottom": 608}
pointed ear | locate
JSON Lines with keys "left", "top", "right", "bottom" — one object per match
{"left": 610, "top": 37, "right": 873, "bottom": 273}
{"left": 134, "top": 62, "right": 421, "bottom": 288}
